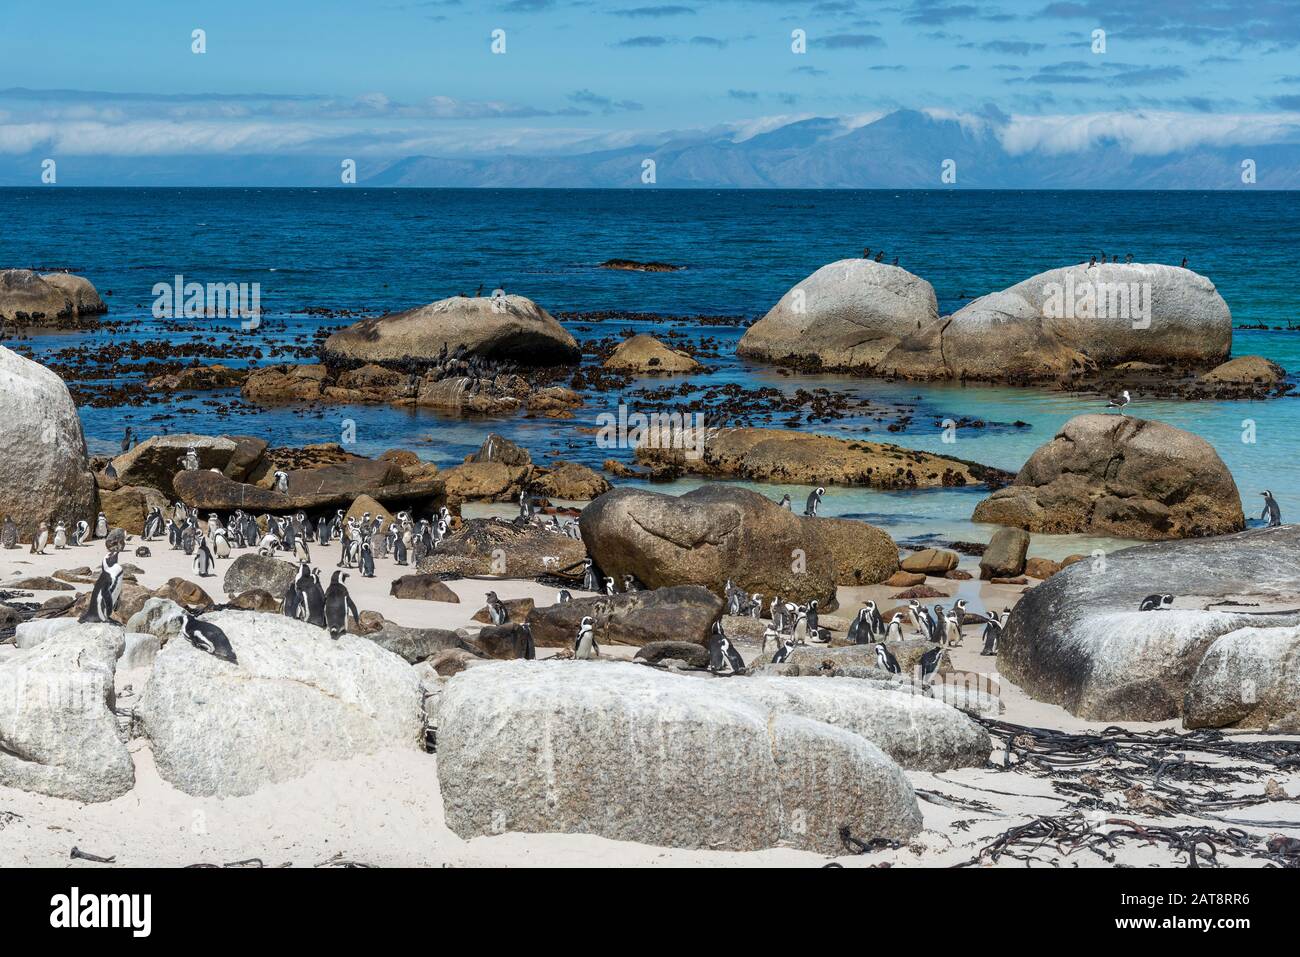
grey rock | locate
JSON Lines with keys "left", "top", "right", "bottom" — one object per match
{"left": 979, "top": 528, "right": 1030, "bottom": 580}
{"left": 1184, "top": 625, "right": 1300, "bottom": 730}
{"left": 121, "top": 631, "right": 161, "bottom": 669}
{"left": 125, "top": 597, "right": 187, "bottom": 642}
{"left": 222, "top": 553, "right": 298, "bottom": 599}
{"left": 0, "top": 622, "right": 134, "bottom": 802}
{"left": 14, "top": 617, "right": 79, "bottom": 649}
{"left": 437, "top": 661, "right": 923, "bottom": 853}
{"left": 1000, "top": 524, "right": 1300, "bottom": 722}
{"left": 139, "top": 611, "right": 423, "bottom": 797}
{"left": 526, "top": 585, "right": 723, "bottom": 648}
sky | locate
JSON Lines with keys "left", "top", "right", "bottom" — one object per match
{"left": 2, "top": 0, "right": 1299, "bottom": 160}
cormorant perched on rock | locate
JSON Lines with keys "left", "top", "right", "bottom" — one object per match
{"left": 862, "top": 248, "right": 871, "bottom": 259}
{"left": 1088, "top": 255, "right": 1097, "bottom": 268}
{"left": 874, "top": 251, "right": 884, "bottom": 262}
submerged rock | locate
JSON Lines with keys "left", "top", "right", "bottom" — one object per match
{"left": 603, "top": 334, "right": 700, "bottom": 373}
{"left": 972, "top": 414, "right": 1244, "bottom": 540}
{"left": 323, "top": 294, "right": 580, "bottom": 366}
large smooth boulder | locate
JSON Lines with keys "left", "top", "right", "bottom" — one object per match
{"left": 361, "top": 619, "right": 471, "bottom": 663}
{"left": 979, "top": 528, "right": 1030, "bottom": 580}
{"left": 139, "top": 612, "right": 423, "bottom": 796}
{"left": 738, "top": 259, "right": 938, "bottom": 370}
{"left": 805, "top": 516, "right": 899, "bottom": 586}
{"left": 323, "top": 294, "right": 580, "bottom": 366}
{"left": 223, "top": 554, "right": 298, "bottom": 598}
{"left": 110, "top": 433, "right": 238, "bottom": 499}
{"left": 1184, "top": 626, "right": 1300, "bottom": 730}
{"left": 999, "top": 525, "right": 1300, "bottom": 722}
{"left": 0, "top": 269, "right": 105, "bottom": 326}
{"left": 526, "top": 585, "right": 723, "bottom": 648}
{"left": 604, "top": 334, "right": 701, "bottom": 373}
{"left": 580, "top": 485, "right": 836, "bottom": 605}
{"left": 174, "top": 464, "right": 440, "bottom": 512}
{"left": 437, "top": 661, "right": 924, "bottom": 853}
{"left": 0, "top": 347, "right": 98, "bottom": 541}
{"left": 876, "top": 263, "right": 1230, "bottom": 381}
{"left": 638, "top": 427, "right": 1010, "bottom": 489}
{"left": 0, "top": 623, "right": 133, "bottom": 802}
{"left": 417, "top": 519, "right": 586, "bottom": 579}
{"left": 99, "top": 484, "right": 170, "bottom": 536}
{"left": 973, "top": 415, "right": 1243, "bottom": 540}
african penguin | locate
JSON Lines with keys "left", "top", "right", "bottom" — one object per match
{"left": 180, "top": 613, "right": 237, "bottom": 664}
{"left": 80, "top": 552, "right": 124, "bottom": 624}
{"left": 193, "top": 537, "right": 215, "bottom": 577}
{"left": 484, "top": 590, "right": 509, "bottom": 625}
{"left": 324, "top": 571, "right": 359, "bottom": 640}
{"left": 803, "top": 486, "right": 825, "bottom": 517}
{"left": 1138, "top": 594, "right": 1174, "bottom": 611}
{"left": 874, "top": 643, "right": 901, "bottom": 675}
{"left": 573, "top": 616, "right": 598, "bottom": 660}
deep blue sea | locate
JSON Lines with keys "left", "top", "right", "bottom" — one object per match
{"left": 2, "top": 188, "right": 1297, "bottom": 558}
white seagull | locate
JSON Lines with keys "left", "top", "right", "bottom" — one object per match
{"left": 1106, "top": 389, "right": 1131, "bottom": 415}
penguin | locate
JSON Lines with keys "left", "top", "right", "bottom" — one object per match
{"left": 283, "top": 564, "right": 310, "bottom": 621}
{"left": 806, "top": 599, "right": 819, "bottom": 634}
{"left": 847, "top": 607, "right": 871, "bottom": 645}
{"left": 358, "top": 539, "right": 375, "bottom": 578}
{"left": 72, "top": 520, "right": 89, "bottom": 547}
{"left": 392, "top": 532, "right": 408, "bottom": 566}
{"left": 777, "top": 493, "right": 792, "bottom": 510}
{"left": 193, "top": 537, "right": 215, "bottom": 577}
{"left": 943, "top": 609, "right": 963, "bottom": 647}
{"left": 979, "top": 610, "right": 1007, "bottom": 656}
{"left": 53, "top": 522, "right": 67, "bottom": 550}
{"left": 142, "top": 508, "right": 162, "bottom": 540}
{"left": 865, "top": 600, "right": 885, "bottom": 636}
{"left": 803, "top": 486, "right": 825, "bottom": 517}
{"left": 707, "top": 621, "right": 746, "bottom": 675}
{"left": 302, "top": 569, "right": 328, "bottom": 627}
{"left": 213, "top": 528, "right": 231, "bottom": 559}
{"left": 761, "top": 622, "right": 781, "bottom": 661}
{"left": 602, "top": 576, "right": 617, "bottom": 596}
{"left": 574, "top": 615, "right": 599, "bottom": 660}
{"left": 581, "top": 558, "right": 601, "bottom": 593}
{"left": 883, "top": 612, "right": 905, "bottom": 642}
{"left": 556, "top": 589, "right": 572, "bottom": 604}
{"left": 324, "top": 570, "right": 359, "bottom": 640}
{"left": 906, "top": 598, "right": 928, "bottom": 637}
{"left": 95, "top": 512, "right": 108, "bottom": 539}
{"left": 929, "top": 603, "right": 946, "bottom": 642}
{"left": 31, "top": 521, "right": 49, "bottom": 555}
{"left": 181, "top": 524, "right": 197, "bottom": 555}
{"left": 0, "top": 515, "right": 17, "bottom": 549}
{"left": 918, "top": 644, "right": 945, "bottom": 684}
{"left": 485, "top": 590, "right": 509, "bottom": 625}
{"left": 622, "top": 574, "right": 642, "bottom": 593}
{"left": 80, "top": 552, "right": 124, "bottom": 623}
{"left": 179, "top": 612, "right": 237, "bottom": 664}
{"left": 121, "top": 425, "right": 134, "bottom": 453}
{"left": 1261, "top": 490, "right": 1282, "bottom": 527}
{"left": 1138, "top": 594, "right": 1174, "bottom": 611}
{"left": 771, "top": 635, "right": 795, "bottom": 665}
{"left": 791, "top": 609, "right": 809, "bottom": 645}
{"left": 181, "top": 447, "right": 200, "bottom": 471}
{"left": 272, "top": 470, "right": 288, "bottom": 493}
{"left": 874, "top": 643, "right": 901, "bottom": 675}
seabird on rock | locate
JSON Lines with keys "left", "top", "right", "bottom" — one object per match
{"left": 1261, "top": 490, "right": 1282, "bottom": 527}
{"left": 1106, "top": 390, "right": 1131, "bottom": 415}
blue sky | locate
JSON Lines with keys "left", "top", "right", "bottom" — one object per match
{"left": 2, "top": 0, "right": 1299, "bottom": 159}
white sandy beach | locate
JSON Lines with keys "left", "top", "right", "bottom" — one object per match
{"left": 2, "top": 534, "right": 1297, "bottom": 869}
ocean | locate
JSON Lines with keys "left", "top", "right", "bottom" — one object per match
{"left": 2, "top": 187, "right": 1297, "bottom": 559}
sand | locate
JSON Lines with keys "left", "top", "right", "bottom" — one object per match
{"left": 2, "top": 532, "right": 1296, "bottom": 868}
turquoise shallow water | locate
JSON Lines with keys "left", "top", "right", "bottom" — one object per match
{"left": 1, "top": 188, "right": 1296, "bottom": 557}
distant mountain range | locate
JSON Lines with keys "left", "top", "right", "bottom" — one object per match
{"left": 4, "top": 110, "right": 1298, "bottom": 188}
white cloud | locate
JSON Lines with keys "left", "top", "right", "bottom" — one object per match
{"left": 999, "top": 111, "right": 1300, "bottom": 156}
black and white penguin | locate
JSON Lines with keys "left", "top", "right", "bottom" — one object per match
{"left": 143, "top": 507, "right": 164, "bottom": 540}
{"left": 181, "top": 524, "right": 196, "bottom": 556}
{"left": 324, "top": 570, "right": 359, "bottom": 639}
{"left": 193, "top": 537, "right": 215, "bottom": 577}
{"left": 777, "top": 493, "right": 792, "bottom": 510}
{"left": 121, "top": 425, "right": 134, "bottom": 453}
{"left": 874, "top": 642, "right": 901, "bottom": 675}
{"left": 392, "top": 531, "right": 408, "bottom": 566}
{"left": 771, "top": 635, "right": 795, "bottom": 665}
{"left": 943, "top": 609, "right": 963, "bottom": 647}
{"left": 302, "top": 569, "right": 328, "bottom": 627}
{"left": 581, "top": 558, "right": 602, "bottom": 593}
{"left": 707, "top": 621, "right": 746, "bottom": 675}
{"left": 273, "top": 470, "right": 289, "bottom": 494}
{"left": 847, "top": 607, "right": 870, "bottom": 645}
{"left": 906, "top": 598, "right": 928, "bottom": 637}
{"left": 918, "top": 644, "right": 946, "bottom": 684}
{"left": 484, "top": 590, "right": 508, "bottom": 625}
{"left": 622, "top": 574, "right": 642, "bottom": 593}
{"left": 979, "top": 609, "right": 1007, "bottom": 656}
{"left": 180, "top": 612, "right": 238, "bottom": 664}
{"left": 573, "top": 615, "right": 598, "bottom": 660}
{"left": 80, "top": 552, "right": 124, "bottom": 623}
{"left": 95, "top": 512, "right": 108, "bottom": 539}
{"left": 31, "top": 521, "right": 49, "bottom": 555}
{"left": 602, "top": 576, "right": 617, "bottom": 596}
{"left": 805, "top": 599, "right": 820, "bottom": 634}
{"left": 72, "top": 520, "right": 89, "bottom": 547}
{"left": 283, "top": 563, "right": 310, "bottom": 620}
{"left": 0, "top": 515, "right": 17, "bottom": 549}
{"left": 213, "top": 528, "right": 231, "bottom": 559}
{"left": 1260, "top": 490, "right": 1282, "bottom": 527}
{"left": 181, "top": 447, "right": 200, "bottom": 471}
{"left": 803, "top": 486, "right": 825, "bottom": 517}
{"left": 556, "top": 589, "right": 572, "bottom": 604}
{"left": 358, "top": 540, "right": 375, "bottom": 578}
{"left": 883, "top": 612, "right": 905, "bottom": 641}
{"left": 52, "top": 522, "right": 67, "bottom": 550}
{"left": 1138, "top": 594, "right": 1174, "bottom": 611}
